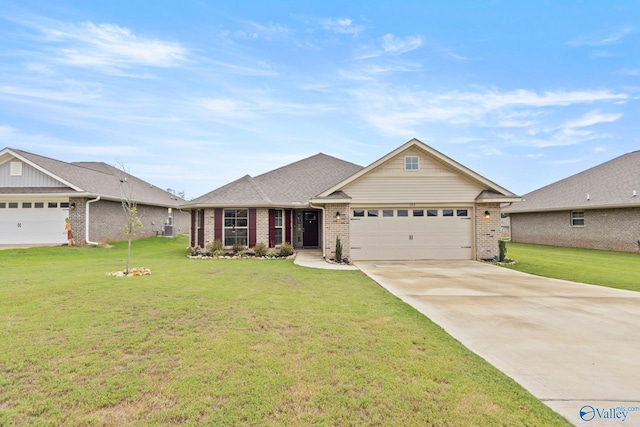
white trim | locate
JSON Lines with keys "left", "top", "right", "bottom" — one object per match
{"left": 0, "top": 148, "right": 84, "bottom": 192}
{"left": 316, "top": 138, "right": 517, "bottom": 198}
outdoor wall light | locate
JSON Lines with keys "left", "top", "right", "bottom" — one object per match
{"left": 70, "top": 202, "right": 76, "bottom": 210}
{"left": 484, "top": 210, "right": 490, "bottom": 219}
{"left": 335, "top": 211, "right": 341, "bottom": 221}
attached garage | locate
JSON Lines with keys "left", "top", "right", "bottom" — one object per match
{"left": 0, "top": 199, "right": 70, "bottom": 245}
{"left": 349, "top": 207, "right": 473, "bottom": 260}
{"left": 311, "top": 139, "right": 522, "bottom": 261}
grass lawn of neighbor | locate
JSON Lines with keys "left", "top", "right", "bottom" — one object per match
{"left": 0, "top": 236, "right": 569, "bottom": 426}
{"left": 503, "top": 242, "right": 640, "bottom": 293}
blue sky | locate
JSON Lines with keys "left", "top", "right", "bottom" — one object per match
{"left": 1, "top": 1, "right": 638, "bottom": 198}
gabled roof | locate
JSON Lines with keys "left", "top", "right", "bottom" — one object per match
{"left": 0, "top": 148, "right": 183, "bottom": 207}
{"left": 184, "top": 153, "right": 363, "bottom": 208}
{"left": 504, "top": 151, "right": 640, "bottom": 213}
{"left": 314, "top": 138, "right": 520, "bottom": 201}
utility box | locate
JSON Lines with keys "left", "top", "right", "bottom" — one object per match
{"left": 162, "top": 224, "right": 175, "bottom": 237}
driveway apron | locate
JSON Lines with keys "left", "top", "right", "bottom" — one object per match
{"left": 355, "top": 260, "right": 640, "bottom": 426}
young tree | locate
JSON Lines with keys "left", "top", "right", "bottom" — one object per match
{"left": 116, "top": 161, "right": 143, "bottom": 275}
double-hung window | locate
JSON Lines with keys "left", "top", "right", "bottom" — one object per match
{"left": 274, "top": 209, "right": 283, "bottom": 245}
{"left": 224, "top": 209, "right": 248, "bottom": 246}
{"left": 571, "top": 211, "right": 585, "bottom": 227}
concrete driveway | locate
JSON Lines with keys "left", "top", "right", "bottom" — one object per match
{"left": 355, "top": 260, "right": 640, "bottom": 426}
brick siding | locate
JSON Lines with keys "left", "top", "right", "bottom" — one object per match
{"left": 73, "top": 198, "right": 189, "bottom": 244}
{"left": 324, "top": 203, "right": 350, "bottom": 260}
{"left": 511, "top": 207, "right": 640, "bottom": 252}
{"left": 475, "top": 203, "right": 501, "bottom": 260}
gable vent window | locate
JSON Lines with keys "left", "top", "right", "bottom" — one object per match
{"left": 571, "top": 211, "right": 585, "bottom": 227}
{"left": 10, "top": 161, "right": 23, "bottom": 176}
{"left": 404, "top": 156, "right": 419, "bottom": 171}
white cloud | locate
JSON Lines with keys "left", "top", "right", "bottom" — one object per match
{"left": 352, "top": 87, "right": 628, "bottom": 136}
{"left": 381, "top": 34, "right": 423, "bottom": 55}
{"left": 321, "top": 18, "right": 364, "bottom": 35}
{"left": 558, "top": 110, "right": 622, "bottom": 129}
{"left": 17, "top": 18, "right": 189, "bottom": 75}
{"left": 567, "top": 27, "right": 634, "bottom": 47}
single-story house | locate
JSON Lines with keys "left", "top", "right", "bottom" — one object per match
{"left": 503, "top": 150, "right": 640, "bottom": 252}
{"left": 182, "top": 139, "right": 521, "bottom": 261}
{"left": 0, "top": 148, "right": 189, "bottom": 245}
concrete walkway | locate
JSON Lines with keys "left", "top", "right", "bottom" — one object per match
{"left": 293, "top": 249, "right": 358, "bottom": 270}
{"left": 356, "top": 260, "right": 640, "bottom": 426}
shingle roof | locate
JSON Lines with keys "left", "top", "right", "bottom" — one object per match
{"left": 504, "top": 151, "right": 640, "bottom": 213}
{"left": 186, "top": 153, "right": 363, "bottom": 207}
{"left": 3, "top": 148, "right": 183, "bottom": 207}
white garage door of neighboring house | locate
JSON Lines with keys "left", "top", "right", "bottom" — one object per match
{"left": 0, "top": 200, "right": 70, "bottom": 245}
{"left": 350, "top": 208, "right": 473, "bottom": 260}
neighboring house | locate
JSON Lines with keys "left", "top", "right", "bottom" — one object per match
{"left": 183, "top": 139, "right": 521, "bottom": 261}
{"left": 0, "top": 148, "right": 189, "bottom": 245}
{"left": 504, "top": 151, "right": 640, "bottom": 252}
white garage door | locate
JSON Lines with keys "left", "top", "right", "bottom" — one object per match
{"left": 350, "top": 208, "right": 473, "bottom": 260}
{"left": 0, "top": 200, "right": 70, "bottom": 245}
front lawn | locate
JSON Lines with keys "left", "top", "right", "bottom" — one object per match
{"left": 0, "top": 236, "right": 568, "bottom": 426}
{"left": 503, "top": 242, "right": 640, "bottom": 292}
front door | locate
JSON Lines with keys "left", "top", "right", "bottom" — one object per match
{"left": 302, "top": 211, "right": 319, "bottom": 247}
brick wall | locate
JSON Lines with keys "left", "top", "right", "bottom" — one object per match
{"left": 324, "top": 203, "right": 350, "bottom": 260}
{"left": 475, "top": 203, "right": 501, "bottom": 260}
{"left": 74, "top": 198, "right": 187, "bottom": 244}
{"left": 511, "top": 207, "right": 640, "bottom": 252}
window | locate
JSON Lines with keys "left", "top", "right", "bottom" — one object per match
{"left": 10, "top": 161, "right": 23, "bottom": 176}
{"left": 456, "top": 209, "right": 468, "bottom": 217}
{"left": 404, "top": 156, "right": 419, "bottom": 171}
{"left": 224, "top": 209, "right": 248, "bottom": 246}
{"left": 48, "top": 202, "right": 58, "bottom": 208}
{"left": 397, "top": 209, "right": 408, "bottom": 217}
{"left": 60, "top": 202, "right": 69, "bottom": 208}
{"left": 383, "top": 210, "right": 394, "bottom": 217}
{"left": 274, "top": 209, "right": 283, "bottom": 245}
{"left": 413, "top": 210, "right": 424, "bottom": 217}
{"left": 571, "top": 211, "right": 585, "bottom": 227}
{"left": 443, "top": 209, "right": 454, "bottom": 217}
{"left": 427, "top": 209, "right": 438, "bottom": 217}
{"left": 35, "top": 202, "right": 44, "bottom": 208}
{"left": 353, "top": 210, "right": 365, "bottom": 217}
{"left": 22, "top": 202, "right": 32, "bottom": 208}
{"left": 367, "top": 210, "right": 379, "bottom": 217}
{"left": 9, "top": 202, "right": 18, "bottom": 208}
{"left": 0, "top": 202, "right": 5, "bottom": 208}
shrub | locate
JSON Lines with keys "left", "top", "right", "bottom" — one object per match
{"left": 207, "top": 240, "right": 223, "bottom": 252}
{"left": 187, "top": 246, "right": 202, "bottom": 256}
{"left": 232, "top": 242, "right": 246, "bottom": 254}
{"left": 278, "top": 242, "right": 294, "bottom": 257}
{"left": 498, "top": 240, "right": 507, "bottom": 262}
{"left": 335, "top": 236, "right": 343, "bottom": 262}
{"left": 253, "top": 242, "right": 268, "bottom": 257}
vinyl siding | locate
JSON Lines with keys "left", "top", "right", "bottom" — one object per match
{"left": 0, "top": 161, "right": 66, "bottom": 187}
{"left": 342, "top": 148, "right": 484, "bottom": 204}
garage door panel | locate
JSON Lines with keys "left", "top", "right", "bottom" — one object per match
{"left": 350, "top": 208, "right": 473, "bottom": 260}
{"left": 0, "top": 204, "right": 69, "bottom": 244}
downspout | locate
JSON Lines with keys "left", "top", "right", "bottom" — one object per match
{"left": 85, "top": 196, "right": 101, "bottom": 245}
{"left": 309, "top": 202, "right": 326, "bottom": 258}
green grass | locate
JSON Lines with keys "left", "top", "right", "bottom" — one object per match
{"left": 503, "top": 242, "right": 640, "bottom": 292}
{"left": 0, "top": 236, "right": 568, "bottom": 426}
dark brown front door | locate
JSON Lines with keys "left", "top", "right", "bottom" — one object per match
{"left": 302, "top": 211, "right": 319, "bottom": 247}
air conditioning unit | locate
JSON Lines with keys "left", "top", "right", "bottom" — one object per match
{"left": 162, "top": 225, "right": 175, "bottom": 237}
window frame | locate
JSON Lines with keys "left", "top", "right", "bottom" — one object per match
{"left": 274, "top": 209, "right": 284, "bottom": 245}
{"left": 571, "top": 211, "right": 585, "bottom": 227}
{"left": 224, "top": 208, "right": 249, "bottom": 246}
{"left": 404, "top": 156, "right": 419, "bottom": 171}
